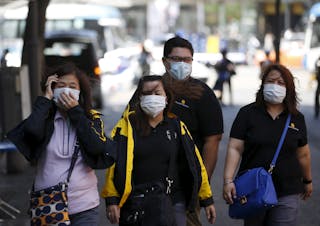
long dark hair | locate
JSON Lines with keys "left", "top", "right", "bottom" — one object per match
{"left": 256, "top": 64, "right": 299, "bottom": 115}
{"left": 42, "top": 62, "right": 92, "bottom": 116}
{"left": 131, "top": 75, "right": 174, "bottom": 136}
{"left": 163, "top": 73, "right": 204, "bottom": 99}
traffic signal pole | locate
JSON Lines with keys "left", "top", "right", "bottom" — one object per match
{"left": 274, "top": 0, "right": 281, "bottom": 63}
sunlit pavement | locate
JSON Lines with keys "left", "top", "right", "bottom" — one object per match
{"left": 1, "top": 65, "right": 319, "bottom": 226}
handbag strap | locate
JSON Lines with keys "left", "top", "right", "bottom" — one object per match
{"left": 66, "top": 140, "right": 80, "bottom": 183}
{"left": 268, "top": 114, "right": 291, "bottom": 174}
{"left": 165, "top": 118, "right": 182, "bottom": 195}
{"left": 31, "top": 140, "right": 80, "bottom": 191}
{"left": 165, "top": 140, "right": 175, "bottom": 195}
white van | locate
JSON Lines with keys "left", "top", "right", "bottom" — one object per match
{"left": 303, "top": 3, "right": 320, "bottom": 72}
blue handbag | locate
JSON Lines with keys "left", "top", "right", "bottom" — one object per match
{"left": 229, "top": 114, "right": 291, "bottom": 219}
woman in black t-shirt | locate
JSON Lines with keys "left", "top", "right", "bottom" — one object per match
{"left": 223, "top": 64, "right": 312, "bottom": 226}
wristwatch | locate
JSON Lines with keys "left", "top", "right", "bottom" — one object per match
{"left": 302, "top": 178, "right": 312, "bottom": 184}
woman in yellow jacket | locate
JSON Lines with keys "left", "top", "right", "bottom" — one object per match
{"left": 102, "top": 75, "right": 216, "bottom": 226}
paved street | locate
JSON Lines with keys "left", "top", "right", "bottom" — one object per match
{"left": 1, "top": 65, "right": 319, "bottom": 226}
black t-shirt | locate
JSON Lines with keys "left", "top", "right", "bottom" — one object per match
{"left": 215, "top": 58, "right": 235, "bottom": 72}
{"left": 172, "top": 78, "right": 224, "bottom": 153}
{"left": 230, "top": 103, "right": 308, "bottom": 196}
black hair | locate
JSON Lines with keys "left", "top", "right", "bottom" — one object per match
{"left": 131, "top": 75, "right": 173, "bottom": 136}
{"left": 42, "top": 61, "right": 93, "bottom": 116}
{"left": 163, "top": 36, "right": 194, "bottom": 58}
{"left": 256, "top": 63, "right": 299, "bottom": 115}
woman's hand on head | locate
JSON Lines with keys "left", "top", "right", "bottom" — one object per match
{"left": 106, "top": 205, "right": 120, "bottom": 224}
{"left": 205, "top": 204, "right": 216, "bottom": 224}
{"left": 44, "top": 74, "right": 58, "bottom": 100}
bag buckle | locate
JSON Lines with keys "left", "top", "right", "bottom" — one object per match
{"left": 239, "top": 196, "right": 247, "bottom": 205}
{"left": 165, "top": 177, "right": 173, "bottom": 194}
{"left": 268, "top": 165, "right": 275, "bottom": 174}
{"left": 126, "top": 211, "right": 140, "bottom": 223}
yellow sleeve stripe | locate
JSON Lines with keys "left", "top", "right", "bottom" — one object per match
{"left": 119, "top": 112, "right": 134, "bottom": 207}
{"left": 110, "top": 105, "right": 134, "bottom": 138}
{"left": 89, "top": 109, "right": 106, "bottom": 142}
{"left": 89, "top": 109, "right": 102, "bottom": 118}
{"left": 194, "top": 145, "right": 213, "bottom": 200}
{"left": 90, "top": 117, "right": 106, "bottom": 142}
{"left": 179, "top": 121, "right": 212, "bottom": 200}
{"left": 101, "top": 164, "right": 120, "bottom": 198}
{"left": 107, "top": 105, "right": 134, "bottom": 207}
{"left": 180, "top": 120, "right": 193, "bottom": 139}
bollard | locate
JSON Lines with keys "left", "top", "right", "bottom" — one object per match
{"left": 0, "top": 141, "right": 27, "bottom": 174}
{"left": 0, "top": 67, "right": 28, "bottom": 173}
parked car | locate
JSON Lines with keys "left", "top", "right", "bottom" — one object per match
{"left": 44, "top": 29, "right": 103, "bottom": 108}
{"left": 253, "top": 31, "right": 305, "bottom": 68}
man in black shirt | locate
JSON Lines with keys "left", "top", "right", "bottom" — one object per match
{"left": 213, "top": 48, "right": 236, "bottom": 105}
{"left": 162, "top": 36, "right": 223, "bottom": 226}
{"left": 1, "top": 48, "right": 9, "bottom": 68}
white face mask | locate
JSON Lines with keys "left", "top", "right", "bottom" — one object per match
{"left": 53, "top": 87, "right": 80, "bottom": 108}
{"left": 263, "top": 83, "right": 286, "bottom": 104}
{"left": 169, "top": 62, "right": 192, "bottom": 80}
{"left": 140, "top": 95, "right": 166, "bottom": 118}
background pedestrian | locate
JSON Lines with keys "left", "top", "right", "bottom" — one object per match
{"left": 1, "top": 48, "right": 9, "bottom": 67}
{"left": 314, "top": 56, "right": 320, "bottom": 118}
{"left": 212, "top": 48, "right": 236, "bottom": 106}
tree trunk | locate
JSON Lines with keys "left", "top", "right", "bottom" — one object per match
{"left": 21, "top": 0, "right": 50, "bottom": 103}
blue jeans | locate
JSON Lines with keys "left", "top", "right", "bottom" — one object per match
{"left": 244, "top": 194, "right": 300, "bottom": 226}
{"left": 69, "top": 206, "right": 99, "bottom": 226}
{"left": 174, "top": 202, "right": 187, "bottom": 226}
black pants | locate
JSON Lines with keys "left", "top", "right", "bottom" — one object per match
{"left": 213, "top": 77, "right": 232, "bottom": 105}
{"left": 119, "top": 182, "right": 176, "bottom": 226}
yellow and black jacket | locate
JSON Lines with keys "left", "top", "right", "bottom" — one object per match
{"left": 101, "top": 106, "right": 214, "bottom": 211}
{"left": 7, "top": 96, "right": 116, "bottom": 169}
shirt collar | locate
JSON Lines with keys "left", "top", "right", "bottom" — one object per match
{"left": 259, "top": 105, "right": 287, "bottom": 119}
{"left": 151, "top": 115, "right": 169, "bottom": 129}
{"left": 54, "top": 110, "right": 64, "bottom": 121}
{"left": 162, "top": 115, "right": 171, "bottom": 124}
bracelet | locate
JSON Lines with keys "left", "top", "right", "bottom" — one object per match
{"left": 223, "top": 180, "right": 234, "bottom": 185}
{"left": 302, "top": 178, "right": 312, "bottom": 184}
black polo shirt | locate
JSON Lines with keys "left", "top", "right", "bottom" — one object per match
{"left": 172, "top": 78, "right": 224, "bottom": 153}
{"left": 132, "top": 117, "right": 188, "bottom": 203}
{"left": 132, "top": 117, "right": 186, "bottom": 193}
{"left": 230, "top": 103, "right": 308, "bottom": 197}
